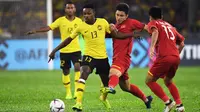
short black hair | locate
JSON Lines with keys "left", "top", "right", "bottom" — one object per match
{"left": 116, "top": 3, "right": 129, "bottom": 15}
{"left": 65, "top": 1, "right": 74, "bottom": 5}
{"left": 149, "top": 6, "right": 162, "bottom": 19}
{"left": 83, "top": 3, "right": 95, "bottom": 10}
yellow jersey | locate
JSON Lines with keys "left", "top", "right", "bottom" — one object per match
{"left": 70, "top": 18, "right": 110, "bottom": 59}
{"left": 49, "top": 16, "right": 82, "bottom": 53}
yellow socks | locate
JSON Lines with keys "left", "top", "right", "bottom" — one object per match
{"left": 74, "top": 72, "right": 80, "bottom": 97}
{"left": 100, "top": 82, "right": 108, "bottom": 101}
{"left": 62, "top": 74, "right": 72, "bottom": 99}
{"left": 76, "top": 79, "right": 86, "bottom": 103}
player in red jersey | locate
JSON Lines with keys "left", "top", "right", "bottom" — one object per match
{"left": 145, "top": 6, "right": 185, "bottom": 112}
{"left": 102, "top": 3, "right": 153, "bottom": 109}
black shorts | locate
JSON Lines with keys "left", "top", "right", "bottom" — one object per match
{"left": 60, "top": 51, "right": 81, "bottom": 69}
{"left": 81, "top": 55, "right": 110, "bottom": 75}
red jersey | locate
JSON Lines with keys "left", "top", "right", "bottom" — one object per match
{"left": 147, "top": 19, "right": 184, "bottom": 57}
{"left": 112, "top": 18, "right": 144, "bottom": 65}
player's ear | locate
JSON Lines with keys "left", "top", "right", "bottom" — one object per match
{"left": 126, "top": 14, "right": 129, "bottom": 19}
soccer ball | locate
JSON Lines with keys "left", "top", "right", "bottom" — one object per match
{"left": 50, "top": 99, "right": 65, "bottom": 112}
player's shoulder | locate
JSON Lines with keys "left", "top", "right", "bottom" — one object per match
{"left": 127, "top": 18, "right": 136, "bottom": 21}
{"left": 127, "top": 18, "right": 139, "bottom": 22}
{"left": 56, "top": 16, "right": 66, "bottom": 21}
{"left": 96, "top": 18, "right": 108, "bottom": 23}
{"left": 124, "top": 18, "right": 141, "bottom": 25}
{"left": 75, "top": 17, "right": 82, "bottom": 22}
{"left": 163, "top": 21, "right": 173, "bottom": 27}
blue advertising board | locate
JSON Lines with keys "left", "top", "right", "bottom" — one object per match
{"left": 0, "top": 38, "right": 151, "bottom": 70}
{"left": 1, "top": 38, "right": 199, "bottom": 70}
{"left": 0, "top": 39, "right": 48, "bottom": 70}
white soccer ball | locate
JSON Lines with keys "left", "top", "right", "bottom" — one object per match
{"left": 50, "top": 99, "right": 65, "bottom": 112}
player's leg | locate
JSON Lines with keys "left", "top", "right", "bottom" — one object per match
{"left": 71, "top": 51, "right": 81, "bottom": 99}
{"left": 96, "top": 58, "right": 111, "bottom": 109}
{"left": 145, "top": 58, "right": 175, "bottom": 112}
{"left": 72, "top": 56, "right": 94, "bottom": 111}
{"left": 164, "top": 57, "right": 185, "bottom": 112}
{"left": 60, "top": 53, "right": 72, "bottom": 99}
{"left": 145, "top": 74, "right": 175, "bottom": 111}
{"left": 164, "top": 76, "right": 184, "bottom": 112}
{"left": 119, "top": 73, "right": 153, "bottom": 109}
{"left": 99, "top": 73, "right": 111, "bottom": 109}
{"left": 105, "top": 67, "right": 123, "bottom": 94}
{"left": 102, "top": 63, "right": 125, "bottom": 94}
{"left": 109, "top": 67, "right": 122, "bottom": 88}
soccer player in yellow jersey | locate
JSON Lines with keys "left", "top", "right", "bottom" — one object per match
{"left": 26, "top": 1, "right": 82, "bottom": 99}
{"left": 48, "top": 3, "right": 133, "bottom": 111}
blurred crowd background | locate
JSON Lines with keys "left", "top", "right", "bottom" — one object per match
{"left": 0, "top": 0, "right": 199, "bottom": 39}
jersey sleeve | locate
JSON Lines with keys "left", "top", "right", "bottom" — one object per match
{"left": 147, "top": 21, "right": 158, "bottom": 34}
{"left": 49, "top": 18, "right": 60, "bottom": 30}
{"left": 103, "top": 19, "right": 111, "bottom": 34}
{"left": 69, "top": 26, "right": 80, "bottom": 39}
{"left": 131, "top": 19, "right": 145, "bottom": 31}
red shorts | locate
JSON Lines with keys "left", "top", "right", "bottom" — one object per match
{"left": 111, "top": 60, "right": 130, "bottom": 80}
{"left": 148, "top": 55, "right": 180, "bottom": 78}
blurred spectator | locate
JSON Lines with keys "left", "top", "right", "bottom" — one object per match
{"left": 0, "top": 0, "right": 199, "bottom": 39}
{"left": 0, "top": 27, "right": 12, "bottom": 38}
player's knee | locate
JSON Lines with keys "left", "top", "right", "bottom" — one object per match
{"left": 109, "top": 68, "right": 121, "bottom": 77}
{"left": 62, "top": 69, "right": 70, "bottom": 75}
{"left": 80, "top": 66, "right": 91, "bottom": 80}
{"left": 81, "top": 67, "right": 90, "bottom": 74}
{"left": 145, "top": 74, "right": 157, "bottom": 84}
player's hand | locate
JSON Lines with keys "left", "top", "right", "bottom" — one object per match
{"left": 48, "top": 51, "right": 55, "bottom": 63}
{"left": 149, "top": 47, "right": 155, "bottom": 60}
{"left": 110, "top": 23, "right": 117, "bottom": 32}
{"left": 26, "top": 31, "right": 36, "bottom": 35}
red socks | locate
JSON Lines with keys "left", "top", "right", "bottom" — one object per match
{"left": 147, "top": 82, "right": 169, "bottom": 102}
{"left": 108, "top": 75, "right": 119, "bottom": 88}
{"left": 166, "top": 83, "right": 182, "bottom": 105}
{"left": 130, "top": 84, "right": 147, "bottom": 102}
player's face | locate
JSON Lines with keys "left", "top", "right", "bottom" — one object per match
{"left": 65, "top": 4, "right": 76, "bottom": 16}
{"left": 115, "top": 10, "right": 128, "bottom": 24}
{"left": 83, "top": 8, "right": 95, "bottom": 22}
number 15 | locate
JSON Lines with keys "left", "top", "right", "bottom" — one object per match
{"left": 162, "top": 25, "right": 175, "bottom": 40}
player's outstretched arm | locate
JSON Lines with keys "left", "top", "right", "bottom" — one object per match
{"left": 26, "top": 26, "right": 51, "bottom": 35}
{"left": 109, "top": 23, "right": 133, "bottom": 39}
{"left": 111, "top": 31, "right": 133, "bottom": 39}
{"left": 48, "top": 37, "right": 73, "bottom": 62}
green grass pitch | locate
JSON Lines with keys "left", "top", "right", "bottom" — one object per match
{"left": 0, "top": 67, "right": 200, "bottom": 112}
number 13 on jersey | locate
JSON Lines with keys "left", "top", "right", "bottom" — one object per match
{"left": 91, "top": 31, "right": 98, "bottom": 39}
